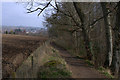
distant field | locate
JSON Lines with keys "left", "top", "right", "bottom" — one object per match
{"left": 2, "top": 34, "right": 48, "bottom": 77}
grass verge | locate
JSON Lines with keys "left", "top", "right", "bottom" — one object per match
{"left": 37, "top": 47, "right": 71, "bottom": 78}
{"left": 85, "top": 60, "right": 114, "bottom": 78}
{"left": 97, "top": 66, "right": 114, "bottom": 78}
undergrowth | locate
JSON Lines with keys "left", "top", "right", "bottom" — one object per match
{"left": 97, "top": 66, "right": 114, "bottom": 78}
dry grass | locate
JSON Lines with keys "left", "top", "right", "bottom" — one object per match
{"left": 2, "top": 34, "right": 47, "bottom": 78}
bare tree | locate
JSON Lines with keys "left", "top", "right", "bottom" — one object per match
{"left": 25, "top": 1, "right": 120, "bottom": 77}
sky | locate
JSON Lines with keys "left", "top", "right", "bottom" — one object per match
{"left": 2, "top": 2, "right": 45, "bottom": 28}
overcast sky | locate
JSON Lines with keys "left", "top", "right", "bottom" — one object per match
{"left": 2, "top": 2, "right": 45, "bottom": 28}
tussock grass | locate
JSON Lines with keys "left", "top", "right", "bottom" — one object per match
{"left": 37, "top": 60, "right": 71, "bottom": 78}
{"left": 37, "top": 46, "right": 71, "bottom": 78}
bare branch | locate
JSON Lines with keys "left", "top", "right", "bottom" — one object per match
{"left": 49, "top": 3, "right": 81, "bottom": 28}
{"left": 48, "top": 21, "right": 77, "bottom": 27}
{"left": 37, "top": 0, "right": 52, "bottom": 16}
{"left": 89, "top": 4, "right": 118, "bottom": 29}
{"left": 49, "top": 3, "right": 71, "bottom": 17}
{"left": 27, "top": 0, "right": 52, "bottom": 16}
{"left": 27, "top": 7, "right": 42, "bottom": 13}
{"left": 88, "top": 12, "right": 110, "bottom": 27}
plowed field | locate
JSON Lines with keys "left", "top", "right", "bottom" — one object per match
{"left": 2, "top": 34, "right": 47, "bottom": 78}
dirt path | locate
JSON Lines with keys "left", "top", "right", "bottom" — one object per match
{"left": 51, "top": 42, "right": 106, "bottom": 78}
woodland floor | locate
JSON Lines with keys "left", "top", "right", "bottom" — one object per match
{"left": 51, "top": 42, "right": 107, "bottom": 78}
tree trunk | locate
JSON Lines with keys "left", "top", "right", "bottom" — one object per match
{"left": 111, "top": 2, "right": 120, "bottom": 77}
{"left": 82, "top": 27, "right": 93, "bottom": 60}
{"left": 73, "top": 2, "right": 93, "bottom": 60}
{"left": 101, "top": 2, "right": 111, "bottom": 67}
{"left": 108, "top": 12, "right": 113, "bottom": 66}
